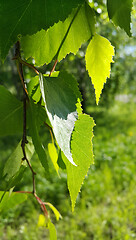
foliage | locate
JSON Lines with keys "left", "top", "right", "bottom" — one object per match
{"left": 0, "top": 101, "right": 136, "bottom": 239}
{"left": 0, "top": 0, "right": 134, "bottom": 238}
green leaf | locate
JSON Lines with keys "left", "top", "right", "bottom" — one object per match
{"left": 63, "top": 113, "right": 95, "bottom": 211}
{"left": 45, "top": 202, "right": 62, "bottom": 221}
{"left": 0, "top": 191, "right": 27, "bottom": 213}
{"left": 0, "top": 86, "right": 23, "bottom": 136}
{"left": 107, "top": 0, "right": 133, "bottom": 36}
{"left": 27, "top": 98, "right": 49, "bottom": 176}
{"left": 0, "top": 0, "right": 84, "bottom": 59}
{"left": 0, "top": 137, "right": 34, "bottom": 191}
{"left": 48, "top": 220, "right": 57, "bottom": 240}
{"left": 57, "top": 150, "right": 66, "bottom": 170}
{"left": 21, "top": 3, "right": 95, "bottom": 66}
{"left": 39, "top": 71, "right": 82, "bottom": 165}
{"left": 37, "top": 214, "right": 46, "bottom": 227}
{"left": 27, "top": 75, "right": 41, "bottom": 103}
{"left": 48, "top": 143, "right": 59, "bottom": 176}
{"left": 85, "top": 34, "right": 114, "bottom": 104}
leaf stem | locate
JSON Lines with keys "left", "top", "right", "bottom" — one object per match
{"left": 49, "top": 59, "right": 58, "bottom": 77}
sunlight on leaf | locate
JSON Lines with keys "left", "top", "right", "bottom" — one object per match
{"left": 85, "top": 34, "right": 114, "bottom": 104}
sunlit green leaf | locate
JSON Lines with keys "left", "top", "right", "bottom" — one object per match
{"left": 48, "top": 143, "right": 59, "bottom": 176}
{"left": 107, "top": 0, "right": 133, "bottom": 37}
{"left": 45, "top": 202, "right": 62, "bottom": 221}
{"left": 85, "top": 34, "right": 114, "bottom": 104}
{"left": 48, "top": 220, "right": 57, "bottom": 240}
{"left": 0, "top": 0, "right": 84, "bottom": 59}
{"left": 0, "top": 191, "right": 27, "bottom": 212}
{"left": 21, "top": 3, "right": 95, "bottom": 66}
{"left": 63, "top": 112, "right": 95, "bottom": 211}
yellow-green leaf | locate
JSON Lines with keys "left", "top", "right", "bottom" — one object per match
{"left": 63, "top": 113, "right": 95, "bottom": 211}
{"left": 48, "top": 143, "right": 59, "bottom": 176}
{"left": 37, "top": 214, "right": 46, "bottom": 227}
{"left": 45, "top": 202, "right": 62, "bottom": 221}
{"left": 85, "top": 34, "right": 114, "bottom": 104}
{"left": 48, "top": 220, "right": 57, "bottom": 240}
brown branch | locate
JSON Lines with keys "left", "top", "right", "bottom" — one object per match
{"left": 49, "top": 59, "right": 58, "bottom": 77}
{"left": 14, "top": 41, "right": 36, "bottom": 194}
{"left": 14, "top": 40, "right": 48, "bottom": 218}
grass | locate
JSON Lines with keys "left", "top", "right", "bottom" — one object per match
{"left": 0, "top": 100, "right": 136, "bottom": 239}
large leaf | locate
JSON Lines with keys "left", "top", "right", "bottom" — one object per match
{"left": 0, "top": 137, "right": 34, "bottom": 191}
{"left": 0, "top": 86, "right": 23, "bottom": 136}
{"left": 0, "top": 0, "right": 84, "bottom": 59}
{"left": 27, "top": 98, "right": 49, "bottom": 176}
{"left": 21, "top": 3, "right": 95, "bottom": 66}
{"left": 39, "top": 71, "right": 82, "bottom": 165}
{"left": 107, "top": 0, "right": 133, "bottom": 37}
{"left": 0, "top": 191, "right": 27, "bottom": 212}
{"left": 85, "top": 34, "right": 114, "bottom": 104}
{"left": 63, "top": 111, "right": 95, "bottom": 211}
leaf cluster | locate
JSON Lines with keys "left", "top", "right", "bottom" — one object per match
{"left": 0, "top": 0, "right": 133, "bottom": 238}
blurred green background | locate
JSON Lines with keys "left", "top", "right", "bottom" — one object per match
{"left": 1, "top": 0, "right": 136, "bottom": 239}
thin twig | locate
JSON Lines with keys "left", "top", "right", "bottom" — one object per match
{"left": 13, "top": 56, "right": 40, "bottom": 75}
{"left": 49, "top": 59, "right": 58, "bottom": 77}
{"left": 44, "top": 122, "right": 54, "bottom": 144}
{"left": 14, "top": 40, "right": 48, "bottom": 217}
{"left": 14, "top": 41, "right": 36, "bottom": 194}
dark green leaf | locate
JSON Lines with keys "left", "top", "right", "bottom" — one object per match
{"left": 107, "top": 0, "right": 133, "bottom": 36}
{"left": 39, "top": 71, "right": 82, "bottom": 165}
{"left": 0, "top": 86, "right": 23, "bottom": 136}
{"left": 57, "top": 150, "right": 66, "bottom": 170}
{"left": 0, "top": 137, "right": 34, "bottom": 191}
{"left": 27, "top": 98, "right": 49, "bottom": 176}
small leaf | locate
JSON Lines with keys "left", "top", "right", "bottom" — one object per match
{"left": 0, "top": 86, "right": 23, "bottom": 136}
{"left": 27, "top": 75, "right": 41, "bottom": 103}
{"left": 21, "top": 3, "right": 95, "bottom": 66}
{"left": 48, "top": 220, "right": 57, "bottom": 240}
{"left": 107, "top": 0, "right": 133, "bottom": 37}
{"left": 48, "top": 143, "right": 59, "bottom": 176}
{"left": 39, "top": 71, "right": 82, "bottom": 166}
{"left": 37, "top": 214, "right": 46, "bottom": 227}
{"left": 63, "top": 113, "right": 95, "bottom": 211}
{"left": 85, "top": 34, "right": 114, "bottom": 104}
{"left": 0, "top": 191, "right": 27, "bottom": 213}
{"left": 3, "top": 137, "right": 34, "bottom": 182}
{"left": 27, "top": 99, "right": 49, "bottom": 176}
{"left": 0, "top": 137, "right": 34, "bottom": 191}
{"left": 45, "top": 202, "right": 62, "bottom": 221}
